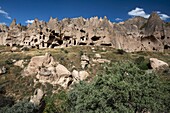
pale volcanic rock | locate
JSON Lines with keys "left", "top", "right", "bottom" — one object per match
{"left": 150, "top": 58, "right": 169, "bottom": 70}
{"left": 0, "top": 12, "right": 170, "bottom": 51}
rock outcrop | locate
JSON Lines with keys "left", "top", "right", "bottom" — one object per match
{"left": 23, "top": 53, "right": 90, "bottom": 89}
{"left": 0, "top": 12, "right": 170, "bottom": 52}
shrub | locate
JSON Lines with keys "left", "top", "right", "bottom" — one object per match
{"left": 60, "top": 48, "right": 68, "bottom": 54}
{"left": 21, "top": 47, "right": 30, "bottom": 51}
{"left": 67, "top": 61, "right": 170, "bottom": 113}
{"left": 0, "top": 100, "right": 38, "bottom": 113}
{"left": 116, "top": 49, "right": 126, "bottom": 54}
{"left": 134, "top": 56, "right": 150, "bottom": 70}
{"left": 43, "top": 91, "right": 69, "bottom": 113}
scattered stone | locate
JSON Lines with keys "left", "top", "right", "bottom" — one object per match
{"left": 72, "top": 70, "right": 90, "bottom": 82}
{"left": 0, "top": 66, "right": 6, "bottom": 75}
{"left": 14, "top": 60, "right": 24, "bottom": 68}
{"left": 79, "top": 70, "right": 89, "bottom": 81}
{"left": 92, "top": 58, "right": 111, "bottom": 63}
{"left": 94, "top": 53, "right": 101, "bottom": 59}
{"left": 11, "top": 47, "right": 18, "bottom": 52}
{"left": 81, "top": 54, "right": 89, "bottom": 69}
{"left": 72, "top": 70, "right": 79, "bottom": 80}
{"left": 102, "top": 47, "right": 106, "bottom": 51}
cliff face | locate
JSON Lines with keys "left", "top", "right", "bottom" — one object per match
{"left": 0, "top": 12, "right": 170, "bottom": 52}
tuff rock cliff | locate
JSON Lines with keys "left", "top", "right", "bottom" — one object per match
{"left": 0, "top": 12, "right": 170, "bottom": 52}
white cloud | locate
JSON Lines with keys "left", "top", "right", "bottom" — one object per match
{"left": 159, "top": 14, "right": 170, "bottom": 20}
{"left": 115, "top": 18, "right": 123, "bottom": 21}
{"left": 25, "top": 20, "right": 34, "bottom": 24}
{"left": 128, "top": 7, "right": 150, "bottom": 18}
{"left": 0, "top": 22, "right": 6, "bottom": 25}
{"left": 156, "top": 11, "right": 170, "bottom": 20}
{"left": 128, "top": 7, "right": 170, "bottom": 20}
{"left": 0, "top": 7, "right": 11, "bottom": 20}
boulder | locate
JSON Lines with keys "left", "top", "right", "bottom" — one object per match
{"left": 11, "top": 47, "right": 19, "bottom": 52}
{"left": 23, "top": 53, "right": 56, "bottom": 76}
{"left": 30, "top": 88, "right": 44, "bottom": 105}
{"left": 81, "top": 54, "right": 89, "bottom": 62}
{"left": 72, "top": 70, "right": 79, "bottom": 80}
{"left": 56, "top": 64, "right": 71, "bottom": 77}
{"left": 0, "top": 66, "right": 6, "bottom": 75}
{"left": 94, "top": 53, "right": 101, "bottom": 59}
{"left": 81, "top": 54, "right": 89, "bottom": 69}
{"left": 150, "top": 58, "right": 169, "bottom": 70}
{"left": 72, "top": 70, "right": 90, "bottom": 82}
{"left": 14, "top": 60, "right": 24, "bottom": 68}
{"left": 79, "top": 71, "right": 89, "bottom": 81}
{"left": 81, "top": 61, "right": 89, "bottom": 69}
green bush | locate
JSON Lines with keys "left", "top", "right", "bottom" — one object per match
{"left": 0, "top": 100, "right": 38, "bottom": 113}
{"left": 43, "top": 91, "right": 69, "bottom": 113}
{"left": 67, "top": 61, "right": 170, "bottom": 113}
{"left": 60, "top": 48, "right": 69, "bottom": 54}
{"left": 134, "top": 56, "right": 150, "bottom": 70}
{"left": 116, "top": 49, "right": 126, "bottom": 54}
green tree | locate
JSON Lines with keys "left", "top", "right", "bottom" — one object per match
{"left": 67, "top": 61, "right": 170, "bottom": 113}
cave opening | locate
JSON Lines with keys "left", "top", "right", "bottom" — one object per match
{"left": 34, "top": 39, "right": 38, "bottom": 43}
{"left": 42, "top": 41, "right": 44, "bottom": 47}
{"left": 64, "top": 36, "right": 71, "bottom": 40}
{"left": 91, "top": 36, "right": 101, "bottom": 41}
{"left": 80, "top": 29, "right": 86, "bottom": 33}
{"left": 58, "top": 40, "right": 63, "bottom": 45}
{"left": 164, "top": 45, "right": 169, "bottom": 49}
{"left": 47, "top": 43, "right": 51, "bottom": 48}
{"left": 153, "top": 47, "right": 157, "bottom": 51}
{"left": 100, "top": 43, "right": 112, "bottom": 46}
{"left": 80, "top": 36, "right": 85, "bottom": 41}
{"left": 36, "top": 45, "right": 39, "bottom": 49}
{"left": 74, "top": 40, "right": 76, "bottom": 45}
{"left": 161, "top": 36, "right": 165, "bottom": 40}
{"left": 43, "top": 35, "right": 45, "bottom": 40}
{"left": 40, "top": 32, "right": 43, "bottom": 35}
{"left": 79, "top": 42, "right": 87, "bottom": 45}
{"left": 49, "top": 35, "right": 55, "bottom": 41}
{"left": 51, "top": 44, "right": 58, "bottom": 48}
{"left": 90, "top": 43, "right": 94, "bottom": 45}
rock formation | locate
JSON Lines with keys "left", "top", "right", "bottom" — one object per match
{"left": 150, "top": 58, "right": 169, "bottom": 71}
{"left": 0, "top": 12, "right": 170, "bottom": 52}
{"left": 23, "top": 53, "right": 90, "bottom": 89}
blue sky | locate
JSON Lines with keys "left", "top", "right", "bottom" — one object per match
{"left": 0, "top": 0, "right": 170, "bottom": 25}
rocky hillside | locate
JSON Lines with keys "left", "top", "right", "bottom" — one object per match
{"left": 0, "top": 45, "right": 169, "bottom": 112}
{"left": 0, "top": 12, "right": 170, "bottom": 52}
